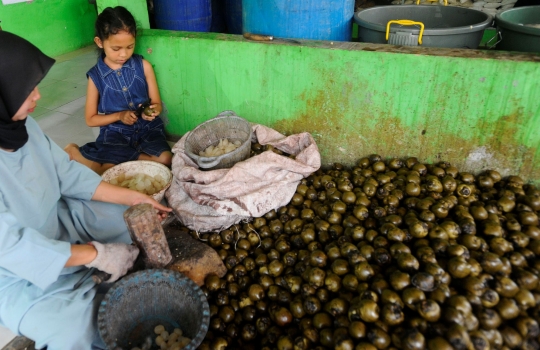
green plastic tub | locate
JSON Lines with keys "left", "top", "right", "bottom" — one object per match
{"left": 495, "top": 6, "right": 540, "bottom": 53}
{"left": 354, "top": 5, "right": 492, "bottom": 49}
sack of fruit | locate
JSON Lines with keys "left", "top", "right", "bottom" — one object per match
{"left": 166, "top": 123, "right": 321, "bottom": 232}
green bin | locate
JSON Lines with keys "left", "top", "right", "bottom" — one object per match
{"left": 495, "top": 6, "right": 540, "bottom": 53}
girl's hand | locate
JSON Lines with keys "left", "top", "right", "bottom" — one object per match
{"left": 141, "top": 103, "right": 161, "bottom": 122}
{"left": 119, "top": 110, "right": 138, "bottom": 125}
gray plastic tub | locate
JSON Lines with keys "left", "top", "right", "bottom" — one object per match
{"left": 495, "top": 6, "right": 540, "bottom": 53}
{"left": 354, "top": 5, "right": 492, "bottom": 49}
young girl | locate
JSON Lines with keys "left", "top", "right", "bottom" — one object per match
{"left": 65, "top": 6, "right": 172, "bottom": 174}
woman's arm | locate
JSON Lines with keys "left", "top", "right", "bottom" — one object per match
{"left": 92, "top": 181, "right": 172, "bottom": 220}
{"left": 141, "top": 59, "right": 162, "bottom": 121}
{"left": 85, "top": 78, "right": 138, "bottom": 126}
{"left": 65, "top": 243, "right": 97, "bottom": 267}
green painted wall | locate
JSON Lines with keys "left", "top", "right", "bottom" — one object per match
{"left": 135, "top": 30, "right": 540, "bottom": 183}
{"left": 96, "top": 0, "right": 149, "bottom": 29}
{"left": 0, "top": 0, "right": 96, "bottom": 57}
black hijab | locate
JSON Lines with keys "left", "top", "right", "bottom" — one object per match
{"left": 0, "top": 31, "right": 55, "bottom": 150}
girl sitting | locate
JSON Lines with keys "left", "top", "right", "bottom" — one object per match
{"left": 65, "top": 6, "right": 172, "bottom": 174}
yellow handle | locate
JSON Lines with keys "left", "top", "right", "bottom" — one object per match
{"left": 416, "top": 0, "right": 447, "bottom": 5}
{"left": 386, "top": 20, "right": 425, "bottom": 45}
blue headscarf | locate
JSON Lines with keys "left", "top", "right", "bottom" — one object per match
{"left": 0, "top": 31, "right": 55, "bottom": 150}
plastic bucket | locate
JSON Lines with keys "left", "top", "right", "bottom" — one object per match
{"left": 153, "top": 0, "right": 212, "bottom": 32}
{"left": 243, "top": 0, "right": 355, "bottom": 41}
{"left": 495, "top": 6, "right": 540, "bottom": 53}
{"left": 354, "top": 5, "right": 492, "bottom": 49}
{"left": 185, "top": 111, "right": 252, "bottom": 170}
{"left": 225, "top": 0, "right": 242, "bottom": 35}
{"left": 97, "top": 269, "right": 210, "bottom": 350}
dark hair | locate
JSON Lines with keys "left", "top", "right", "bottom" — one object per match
{"left": 94, "top": 6, "right": 137, "bottom": 41}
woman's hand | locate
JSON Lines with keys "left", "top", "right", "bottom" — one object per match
{"left": 141, "top": 103, "right": 161, "bottom": 122}
{"left": 85, "top": 241, "right": 139, "bottom": 282}
{"left": 119, "top": 110, "right": 138, "bottom": 125}
{"left": 130, "top": 192, "right": 172, "bottom": 221}
{"left": 92, "top": 181, "right": 172, "bottom": 221}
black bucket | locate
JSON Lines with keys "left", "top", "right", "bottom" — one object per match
{"left": 495, "top": 6, "right": 540, "bottom": 53}
{"left": 354, "top": 5, "right": 492, "bottom": 49}
{"left": 97, "top": 269, "right": 210, "bottom": 350}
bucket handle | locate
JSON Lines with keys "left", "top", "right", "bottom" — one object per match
{"left": 215, "top": 110, "right": 240, "bottom": 119}
{"left": 386, "top": 20, "right": 425, "bottom": 45}
{"left": 197, "top": 156, "right": 222, "bottom": 169}
{"left": 486, "top": 30, "right": 502, "bottom": 50}
{"left": 416, "top": 0, "right": 447, "bottom": 5}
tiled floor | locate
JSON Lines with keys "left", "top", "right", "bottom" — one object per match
{"left": 0, "top": 327, "right": 15, "bottom": 349}
{"left": 33, "top": 45, "right": 101, "bottom": 148}
{"left": 0, "top": 45, "right": 98, "bottom": 349}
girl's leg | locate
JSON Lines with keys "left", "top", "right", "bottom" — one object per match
{"left": 96, "top": 162, "right": 115, "bottom": 175}
{"left": 138, "top": 150, "right": 173, "bottom": 167}
{"left": 64, "top": 143, "right": 115, "bottom": 175}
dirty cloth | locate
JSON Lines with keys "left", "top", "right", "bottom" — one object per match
{"left": 167, "top": 124, "right": 321, "bottom": 232}
{"left": 0, "top": 117, "right": 131, "bottom": 350}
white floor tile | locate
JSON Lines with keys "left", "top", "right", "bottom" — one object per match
{"left": 43, "top": 117, "right": 95, "bottom": 149}
{"left": 38, "top": 82, "right": 87, "bottom": 110}
{"left": 54, "top": 96, "right": 86, "bottom": 116}
{"left": 0, "top": 326, "right": 16, "bottom": 348}
{"left": 35, "top": 111, "right": 72, "bottom": 130}
{"left": 46, "top": 60, "right": 87, "bottom": 81}
{"left": 29, "top": 106, "right": 53, "bottom": 119}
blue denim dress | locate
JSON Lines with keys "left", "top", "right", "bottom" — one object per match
{"left": 80, "top": 54, "right": 171, "bottom": 164}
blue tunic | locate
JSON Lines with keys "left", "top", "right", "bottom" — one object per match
{"left": 0, "top": 117, "right": 132, "bottom": 349}
{"left": 80, "top": 54, "right": 170, "bottom": 165}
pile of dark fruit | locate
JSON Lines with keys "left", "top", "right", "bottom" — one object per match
{"left": 192, "top": 153, "right": 540, "bottom": 350}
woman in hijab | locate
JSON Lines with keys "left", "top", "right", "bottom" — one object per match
{"left": 0, "top": 31, "right": 171, "bottom": 349}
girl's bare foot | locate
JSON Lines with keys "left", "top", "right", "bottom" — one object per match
{"left": 64, "top": 143, "right": 80, "bottom": 161}
{"left": 63, "top": 143, "right": 105, "bottom": 174}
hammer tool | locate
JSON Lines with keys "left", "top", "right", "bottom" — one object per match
{"left": 73, "top": 268, "right": 111, "bottom": 290}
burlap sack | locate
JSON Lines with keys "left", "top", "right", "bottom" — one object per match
{"left": 166, "top": 124, "right": 321, "bottom": 232}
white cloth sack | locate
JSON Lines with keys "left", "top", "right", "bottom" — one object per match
{"left": 166, "top": 124, "right": 321, "bottom": 232}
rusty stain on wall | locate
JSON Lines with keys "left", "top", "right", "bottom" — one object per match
{"left": 274, "top": 86, "right": 537, "bottom": 182}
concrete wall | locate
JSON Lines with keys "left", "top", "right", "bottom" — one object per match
{"left": 135, "top": 30, "right": 540, "bottom": 183}
{"left": 0, "top": 0, "right": 97, "bottom": 57}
